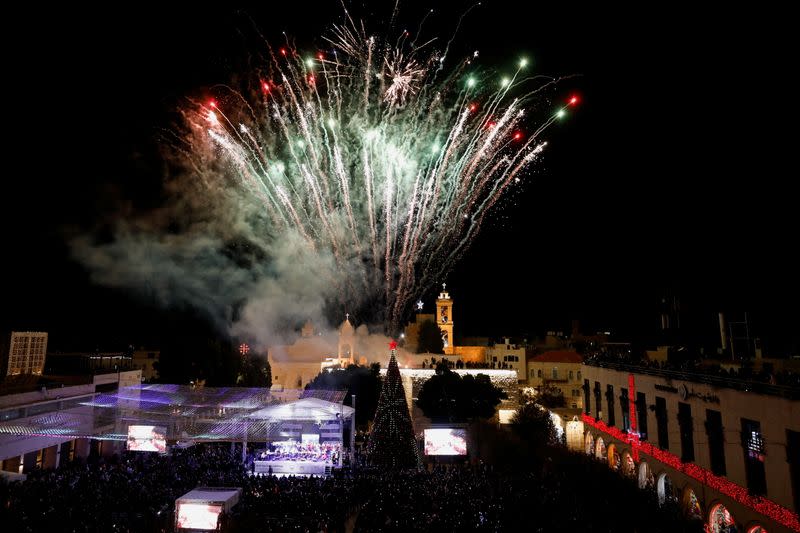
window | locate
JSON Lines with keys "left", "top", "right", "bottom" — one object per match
{"left": 636, "top": 392, "right": 648, "bottom": 440}
{"left": 577, "top": 371, "right": 581, "bottom": 380}
{"left": 678, "top": 402, "right": 694, "bottom": 462}
{"left": 529, "top": 369, "right": 534, "bottom": 379}
{"left": 593, "top": 382, "right": 602, "bottom": 419}
{"left": 537, "top": 369, "right": 542, "bottom": 378}
{"left": 552, "top": 368, "right": 558, "bottom": 379}
{"left": 620, "top": 388, "right": 630, "bottom": 431}
{"left": 583, "top": 380, "right": 591, "bottom": 415}
{"left": 572, "top": 389, "right": 580, "bottom": 397}
{"left": 741, "top": 418, "right": 767, "bottom": 496}
{"left": 655, "top": 396, "right": 669, "bottom": 450}
{"left": 706, "top": 409, "right": 726, "bottom": 476}
{"left": 569, "top": 370, "right": 574, "bottom": 380}
{"left": 606, "top": 385, "right": 616, "bottom": 426}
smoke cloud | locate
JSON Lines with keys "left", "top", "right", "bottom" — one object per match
{"left": 71, "top": 162, "right": 379, "bottom": 350}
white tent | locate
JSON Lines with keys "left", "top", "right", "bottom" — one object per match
{"left": 247, "top": 397, "right": 354, "bottom": 422}
{"left": 175, "top": 487, "right": 242, "bottom": 531}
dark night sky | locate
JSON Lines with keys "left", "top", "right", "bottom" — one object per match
{"left": 1, "top": 2, "right": 797, "bottom": 354}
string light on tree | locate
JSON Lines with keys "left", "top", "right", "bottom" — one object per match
{"left": 365, "top": 341, "right": 420, "bottom": 469}
{"left": 239, "top": 343, "right": 250, "bottom": 356}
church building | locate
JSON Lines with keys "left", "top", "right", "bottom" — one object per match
{"left": 267, "top": 315, "right": 365, "bottom": 392}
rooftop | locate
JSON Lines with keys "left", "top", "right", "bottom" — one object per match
{"left": 584, "top": 355, "right": 800, "bottom": 400}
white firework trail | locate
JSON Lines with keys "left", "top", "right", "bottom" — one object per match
{"left": 180, "top": 18, "right": 578, "bottom": 333}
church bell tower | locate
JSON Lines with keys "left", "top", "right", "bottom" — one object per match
{"left": 338, "top": 313, "right": 355, "bottom": 365}
{"left": 436, "top": 283, "right": 454, "bottom": 355}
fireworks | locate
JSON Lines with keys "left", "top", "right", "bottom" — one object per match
{"left": 180, "top": 15, "right": 576, "bottom": 333}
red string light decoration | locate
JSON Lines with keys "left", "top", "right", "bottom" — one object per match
{"left": 582, "top": 414, "right": 800, "bottom": 531}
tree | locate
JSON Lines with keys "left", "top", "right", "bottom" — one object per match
{"left": 510, "top": 401, "right": 558, "bottom": 448}
{"left": 416, "top": 365, "right": 506, "bottom": 422}
{"left": 416, "top": 319, "right": 444, "bottom": 354}
{"left": 237, "top": 354, "right": 271, "bottom": 387}
{"left": 366, "top": 343, "right": 420, "bottom": 469}
{"left": 305, "top": 363, "right": 381, "bottom": 429}
{"left": 532, "top": 385, "right": 566, "bottom": 408}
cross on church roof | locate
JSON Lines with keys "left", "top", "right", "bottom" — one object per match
{"left": 345, "top": 312, "right": 350, "bottom": 321}
{"left": 442, "top": 282, "right": 446, "bottom": 291}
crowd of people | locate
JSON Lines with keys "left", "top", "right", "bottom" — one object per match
{"left": 0, "top": 442, "right": 705, "bottom": 532}
{"left": 420, "top": 358, "right": 509, "bottom": 370}
{"left": 352, "top": 459, "right": 700, "bottom": 533}
{"left": 0, "top": 445, "right": 243, "bottom": 532}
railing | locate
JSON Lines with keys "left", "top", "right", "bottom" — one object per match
{"left": 584, "top": 360, "right": 800, "bottom": 400}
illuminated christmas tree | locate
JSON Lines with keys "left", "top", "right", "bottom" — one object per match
{"left": 366, "top": 341, "right": 420, "bottom": 469}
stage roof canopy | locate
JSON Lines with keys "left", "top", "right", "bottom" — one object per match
{"left": 248, "top": 397, "right": 355, "bottom": 421}
{"left": 0, "top": 384, "right": 352, "bottom": 442}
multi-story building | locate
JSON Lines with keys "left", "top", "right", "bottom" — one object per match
{"left": 4, "top": 332, "right": 48, "bottom": 376}
{"left": 527, "top": 350, "right": 584, "bottom": 409}
{"left": 581, "top": 359, "right": 799, "bottom": 532}
{"left": 132, "top": 349, "right": 160, "bottom": 382}
{"left": 486, "top": 338, "right": 527, "bottom": 381}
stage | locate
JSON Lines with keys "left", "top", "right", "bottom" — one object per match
{"left": 254, "top": 459, "right": 330, "bottom": 476}
{"left": 252, "top": 438, "right": 342, "bottom": 476}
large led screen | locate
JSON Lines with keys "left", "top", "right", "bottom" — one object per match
{"left": 176, "top": 503, "right": 222, "bottom": 530}
{"left": 424, "top": 428, "right": 467, "bottom": 456}
{"left": 127, "top": 425, "right": 167, "bottom": 453}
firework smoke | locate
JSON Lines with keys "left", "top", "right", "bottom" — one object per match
{"left": 74, "top": 13, "right": 576, "bottom": 345}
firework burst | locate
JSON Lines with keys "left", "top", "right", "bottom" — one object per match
{"left": 180, "top": 15, "right": 577, "bottom": 333}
